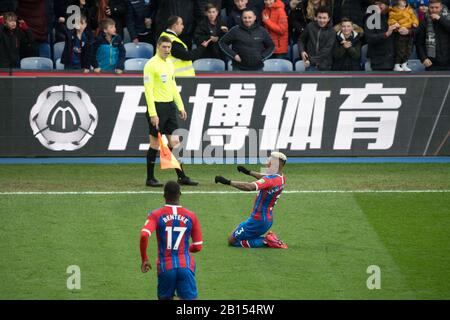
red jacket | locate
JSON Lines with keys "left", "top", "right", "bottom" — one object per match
{"left": 262, "top": 0, "right": 289, "bottom": 55}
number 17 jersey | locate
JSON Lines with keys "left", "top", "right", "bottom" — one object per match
{"left": 141, "top": 205, "right": 202, "bottom": 274}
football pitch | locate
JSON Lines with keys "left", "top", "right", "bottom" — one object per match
{"left": 0, "top": 163, "right": 449, "bottom": 300}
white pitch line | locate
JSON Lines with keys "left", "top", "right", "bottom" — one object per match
{"left": 0, "top": 190, "right": 449, "bottom": 195}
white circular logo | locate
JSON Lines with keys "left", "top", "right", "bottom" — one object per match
{"left": 29, "top": 85, "right": 98, "bottom": 151}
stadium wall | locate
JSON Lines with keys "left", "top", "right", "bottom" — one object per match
{"left": 0, "top": 74, "right": 449, "bottom": 158}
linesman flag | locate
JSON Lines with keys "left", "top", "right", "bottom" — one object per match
{"left": 158, "top": 133, "right": 181, "bottom": 170}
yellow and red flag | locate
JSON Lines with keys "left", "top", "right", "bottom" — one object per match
{"left": 158, "top": 133, "right": 181, "bottom": 170}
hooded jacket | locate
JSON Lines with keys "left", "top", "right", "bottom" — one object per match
{"left": 298, "top": 20, "right": 336, "bottom": 70}
{"left": 388, "top": 5, "right": 419, "bottom": 29}
{"left": 219, "top": 21, "right": 275, "bottom": 70}
{"left": 262, "top": 0, "right": 288, "bottom": 54}
{"left": 332, "top": 29, "right": 362, "bottom": 71}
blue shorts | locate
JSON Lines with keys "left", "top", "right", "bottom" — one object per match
{"left": 232, "top": 217, "right": 272, "bottom": 241}
{"left": 157, "top": 268, "right": 197, "bottom": 300}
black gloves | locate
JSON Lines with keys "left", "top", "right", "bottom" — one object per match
{"left": 237, "top": 165, "right": 251, "bottom": 175}
{"left": 215, "top": 176, "right": 231, "bottom": 185}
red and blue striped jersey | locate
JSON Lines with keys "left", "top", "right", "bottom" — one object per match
{"left": 141, "top": 205, "right": 202, "bottom": 274}
{"left": 250, "top": 174, "right": 285, "bottom": 221}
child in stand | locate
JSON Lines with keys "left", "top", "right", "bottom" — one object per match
{"left": 0, "top": 12, "right": 34, "bottom": 68}
{"left": 194, "top": 3, "right": 228, "bottom": 59}
{"left": 93, "top": 18, "right": 125, "bottom": 73}
{"left": 60, "top": 14, "right": 93, "bottom": 72}
{"left": 389, "top": 0, "right": 419, "bottom": 71}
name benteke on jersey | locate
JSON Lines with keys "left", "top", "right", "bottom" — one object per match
{"left": 163, "top": 214, "right": 189, "bottom": 224}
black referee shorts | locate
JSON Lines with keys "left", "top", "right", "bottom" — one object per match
{"left": 146, "top": 101, "right": 179, "bottom": 137}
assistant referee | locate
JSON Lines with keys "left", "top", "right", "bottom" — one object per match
{"left": 143, "top": 35, "right": 198, "bottom": 187}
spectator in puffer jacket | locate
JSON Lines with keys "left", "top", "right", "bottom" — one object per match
{"left": 125, "top": 0, "right": 154, "bottom": 44}
{"left": 389, "top": 0, "right": 419, "bottom": 71}
{"left": 332, "top": 17, "right": 363, "bottom": 71}
{"left": 0, "top": 12, "right": 34, "bottom": 69}
{"left": 219, "top": 8, "right": 275, "bottom": 70}
{"left": 262, "top": 0, "right": 289, "bottom": 59}
{"left": 298, "top": 6, "right": 336, "bottom": 71}
{"left": 93, "top": 18, "right": 125, "bottom": 73}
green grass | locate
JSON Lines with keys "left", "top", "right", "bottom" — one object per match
{"left": 0, "top": 163, "right": 449, "bottom": 299}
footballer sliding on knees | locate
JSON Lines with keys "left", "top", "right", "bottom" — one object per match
{"left": 215, "top": 152, "right": 288, "bottom": 249}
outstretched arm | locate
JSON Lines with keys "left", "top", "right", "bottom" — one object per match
{"left": 237, "top": 166, "right": 264, "bottom": 180}
{"left": 215, "top": 176, "right": 257, "bottom": 191}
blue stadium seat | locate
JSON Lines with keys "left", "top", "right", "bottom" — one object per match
{"left": 39, "top": 42, "right": 51, "bottom": 59}
{"left": 292, "top": 43, "right": 300, "bottom": 62}
{"left": 263, "top": 59, "right": 293, "bottom": 72}
{"left": 124, "top": 42, "right": 154, "bottom": 59}
{"left": 55, "top": 58, "right": 64, "bottom": 70}
{"left": 20, "top": 57, "right": 54, "bottom": 70}
{"left": 53, "top": 41, "right": 65, "bottom": 62}
{"left": 193, "top": 58, "right": 226, "bottom": 71}
{"left": 124, "top": 58, "right": 149, "bottom": 71}
{"left": 295, "top": 60, "right": 305, "bottom": 72}
{"left": 407, "top": 59, "right": 425, "bottom": 72}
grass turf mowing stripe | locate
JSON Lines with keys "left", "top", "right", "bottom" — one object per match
{"left": 0, "top": 190, "right": 449, "bottom": 195}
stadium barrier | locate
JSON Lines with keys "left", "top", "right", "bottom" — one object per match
{"left": 0, "top": 73, "right": 449, "bottom": 158}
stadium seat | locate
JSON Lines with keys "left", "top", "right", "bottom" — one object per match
{"left": 295, "top": 60, "right": 305, "bottom": 72}
{"left": 124, "top": 58, "right": 149, "bottom": 71}
{"left": 407, "top": 59, "right": 425, "bottom": 72}
{"left": 55, "top": 58, "right": 64, "bottom": 70}
{"left": 124, "top": 42, "right": 154, "bottom": 59}
{"left": 53, "top": 41, "right": 65, "bottom": 62}
{"left": 39, "top": 42, "right": 51, "bottom": 59}
{"left": 193, "top": 58, "right": 226, "bottom": 71}
{"left": 20, "top": 57, "right": 54, "bottom": 70}
{"left": 263, "top": 59, "right": 293, "bottom": 72}
{"left": 292, "top": 43, "right": 300, "bottom": 62}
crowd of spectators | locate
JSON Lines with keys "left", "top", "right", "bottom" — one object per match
{"left": 1, "top": 0, "right": 450, "bottom": 71}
